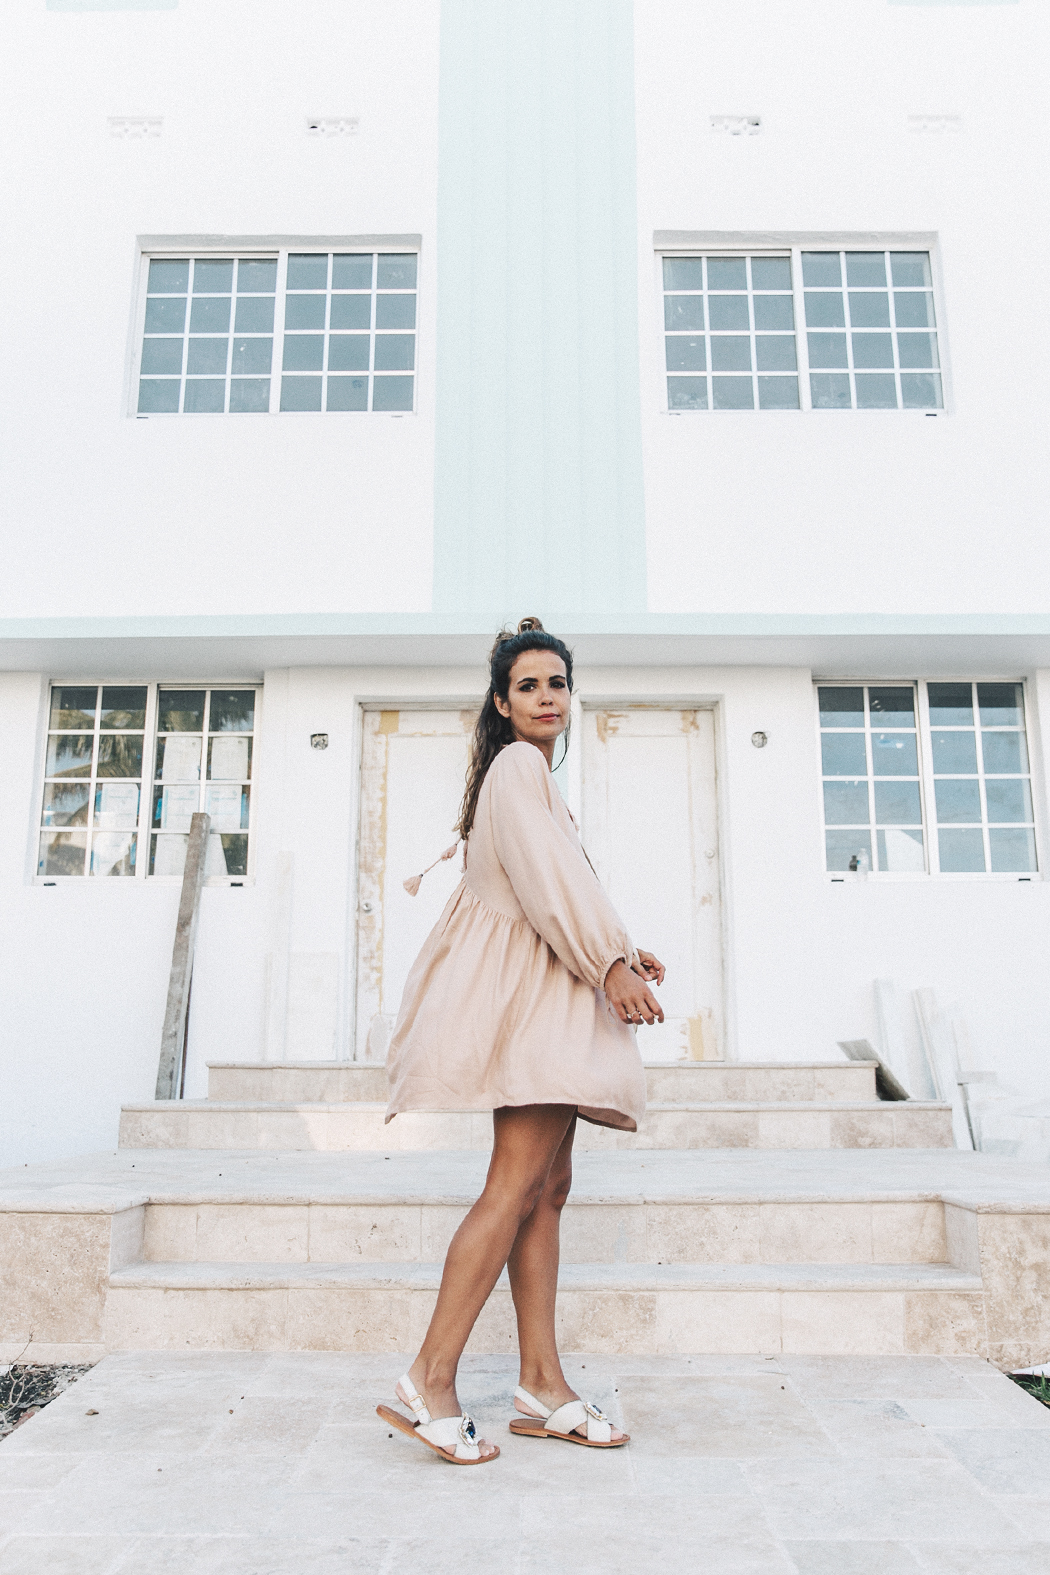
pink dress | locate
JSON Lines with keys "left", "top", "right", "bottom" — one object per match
{"left": 385, "top": 742, "right": 646, "bottom": 1130}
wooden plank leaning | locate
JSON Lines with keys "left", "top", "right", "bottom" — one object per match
{"left": 155, "top": 811, "right": 211, "bottom": 1100}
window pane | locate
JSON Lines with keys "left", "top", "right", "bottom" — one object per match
{"left": 373, "top": 334, "right": 416, "bottom": 371}
{"left": 855, "top": 374, "right": 897, "bottom": 408}
{"left": 205, "top": 783, "right": 249, "bottom": 831}
{"left": 708, "top": 296, "right": 749, "bottom": 331}
{"left": 874, "top": 780, "right": 922, "bottom": 824}
{"left": 283, "top": 336, "right": 325, "bottom": 372}
{"left": 750, "top": 257, "right": 791, "bottom": 290}
{"left": 330, "top": 295, "right": 372, "bottom": 331}
{"left": 280, "top": 376, "right": 323, "bottom": 411}
{"left": 327, "top": 376, "right": 369, "bottom": 411}
{"left": 894, "top": 292, "right": 935, "bottom": 329}
{"left": 97, "top": 735, "right": 143, "bottom": 778}
{"left": 210, "top": 833, "right": 249, "bottom": 877}
{"left": 88, "top": 833, "right": 134, "bottom": 879}
{"left": 100, "top": 687, "right": 147, "bottom": 729}
{"left": 985, "top": 778, "right": 1033, "bottom": 823}
{"left": 144, "top": 298, "right": 186, "bottom": 334}
{"left": 753, "top": 295, "right": 794, "bottom": 330}
{"left": 287, "top": 254, "right": 329, "bottom": 290}
{"left": 989, "top": 828, "right": 1037, "bottom": 872}
{"left": 159, "top": 690, "right": 205, "bottom": 732}
{"left": 39, "top": 830, "right": 87, "bottom": 877}
{"left": 148, "top": 259, "right": 188, "bottom": 294}
{"left": 804, "top": 294, "right": 846, "bottom": 328}
{"left": 756, "top": 336, "right": 796, "bottom": 371}
{"left": 138, "top": 380, "right": 181, "bottom": 414}
{"left": 711, "top": 337, "right": 751, "bottom": 372}
{"left": 187, "top": 338, "right": 229, "bottom": 375}
{"left": 376, "top": 254, "right": 417, "bottom": 289}
{"left": 928, "top": 683, "right": 973, "bottom": 726}
{"left": 758, "top": 376, "right": 799, "bottom": 409}
{"left": 665, "top": 296, "right": 704, "bottom": 331}
{"left": 662, "top": 257, "right": 704, "bottom": 290}
{"left": 231, "top": 338, "right": 272, "bottom": 375}
{"left": 823, "top": 780, "right": 869, "bottom": 824}
{"left": 821, "top": 733, "right": 866, "bottom": 774}
{"left": 155, "top": 736, "right": 202, "bottom": 782}
{"left": 184, "top": 380, "right": 225, "bottom": 413}
{"left": 810, "top": 374, "right": 851, "bottom": 409}
{"left": 332, "top": 254, "right": 374, "bottom": 290}
{"left": 193, "top": 259, "right": 233, "bottom": 293}
{"left": 50, "top": 686, "right": 97, "bottom": 729}
{"left": 932, "top": 731, "right": 978, "bottom": 773}
{"left": 46, "top": 734, "right": 93, "bottom": 778}
{"left": 900, "top": 373, "right": 942, "bottom": 409}
{"left": 808, "top": 334, "right": 848, "bottom": 368}
{"left": 372, "top": 375, "right": 414, "bottom": 411}
{"left": 871, "top": 733, "right": 918, "bottom": 775}
{"left": 935, "top": 779, "right": 982, "bottom": 823}
{"left": 189, "top": 297, "right": 231, "bottom": 334}
{"left": 285, "top": 294, "right": 327, "bottom": 330}
{"left": 209, "top": 690, "right": 255, "bottom": 732}
{"left": 802, "top": 253, "right": 842, "bottom": 287}
{"left": 141, "top": 339, "right": 183, "bottom": 375}
{"left": 150, "top": 833, "right": 188, "bottom": 877}
{"left": 375, "top": 295, "right": 416, "bottom": 330}
{"left": 208, "top": 736, "right": 252, "bottom": 780}
{"left": 845, "top": 252, "right": 887, "bottom": 288}
{"left": 937, "top": 828, "right": 986, "bottom": 873}
{"left": 848, "top": 292, "right": 890, "bottom": 327}
{"left": 666, "top": 337, "right": 706, "bottom": 372}
{"left": 94, "top": 782, "right": 140, "bottom": 828}
{"left": 852, "top": 335, "right": 894, "bottom": 370}
{"left": 667, "top": 377, "right": 707, "bottom": 410}
{"left": 978, "top": 684, "right": 1024, "bottom": 727}
{"left": 237, "top": 259, "right": 277, "bottom": 293}
{"left": 42, "top": 782, "right": 90, "bottom": 827}
{"left": 153, "top": 784, "right": 200, "bottom": 831}
{"left": 230, "top": 379, "right": 270, "bottom": 413}
{"left": 897, "top": 333, "right": 938, "bottom": 370}
{"left": 878, "top": 828, "right": 925, "bottom": 872}
{"left": 891, "top": 252, "right": 932, "bottom": 288}
{"left": 712, "top": 377, "right": 754, "bottom": 410}
{"left": 706, "top": 257, "right": 747, "bottom": 290}
{"left": 819, "top": 687, "right": 864, "bottom": 727}
{"left": 234, "top": 297, "right": 275, "bottom": 333}
{"left": 826, "top": 829, "right": 871, "bottom": 871}
{"left": 982, "top": 731, "right": 1028, "bottom": 774}
{"left": 869, "top": 687, "right": 914, "bottom": 721}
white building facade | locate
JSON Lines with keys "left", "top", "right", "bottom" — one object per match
{"left": 3, "top": 0, "right": 1049, "bottom": 1166}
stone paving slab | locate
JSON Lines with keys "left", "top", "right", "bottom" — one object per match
{"left": 3, "top": 1147, "right": 1050, "bottom": 1212}
{"left": 0, "top": 1353, "right": 1048, "bottom": 1572}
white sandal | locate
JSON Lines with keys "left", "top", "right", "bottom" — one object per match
{"left": 508, "top": 1385, "right": 627, "bottom": 1447}
{"left": 376, "top": 1373, "right": 499, "bottom": 1465}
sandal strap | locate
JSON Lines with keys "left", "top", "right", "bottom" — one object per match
{"left": 418, "top": 1412, "right": 481, "bottom": 1461}
{"left": 514, "top": 1385, "right": 550, "bottom": 1419}
{"left": 516, "top": 1387, "right": 613, "bottom": 1443}
{"left": 397, "top": 1372, "right": 432, "bottom": 1426}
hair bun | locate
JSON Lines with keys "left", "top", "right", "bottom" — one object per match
{"left": 517, "top": 616, "right": 545, "bottom": 633}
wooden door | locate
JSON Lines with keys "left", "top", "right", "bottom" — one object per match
{"left": 581, "top": 708, "right": 724, "bottom": 1061}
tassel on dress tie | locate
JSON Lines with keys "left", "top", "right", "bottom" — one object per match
{"left": 403, "top": 841, "right": 461, "bottom": 897}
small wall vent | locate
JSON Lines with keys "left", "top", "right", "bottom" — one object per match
{"left": 306, "top": 116, "right": 359, "bottom": 138}
{"left": 710, "top": 114, "right": 761, "bottom": 137}
{"left": 108, "top": 116, "right": 162, "bottom": 139}
{"left": 907, "top": 114, "right": 961, "bottom": 133}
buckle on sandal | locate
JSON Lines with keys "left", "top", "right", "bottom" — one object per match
{"left": 459, "top": 1415, "right": 478, "bottom": 1445}
{"left": 583, "top": 1402, "right": 609, "bottom": 1422}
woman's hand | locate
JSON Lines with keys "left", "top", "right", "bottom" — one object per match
{"left": 604, "top": 958, "right": 664, "bottom": 1026}
{"left": 633, "top": 949, "right": 666, "bottom": 986}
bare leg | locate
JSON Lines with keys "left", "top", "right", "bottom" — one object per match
{"left": 404, "top": 1103, "right": 576, "bottom": 1458}
{"left": 507, "top": 1114, "right": 627, "bottom": 1441}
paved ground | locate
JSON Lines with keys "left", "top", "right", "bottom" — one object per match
{"left": 0, "top": 1351, "right": 1048, "bottom": 1572}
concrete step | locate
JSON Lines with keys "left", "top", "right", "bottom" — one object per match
{"left": 121, "top": 1099, "right": 953, "bottom": 1152}
{"left": 207, "top": 1060, "right": 880, "bottom": 1105}
{"left": 103, "top": 1258, "right": 983, "bottom": 1354}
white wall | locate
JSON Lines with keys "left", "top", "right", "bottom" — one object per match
{"left": 0, "top": 0, "right": 440, "bottom": 622}
{"left": 634, "top": 0, "right": 1050, "bottom": 615}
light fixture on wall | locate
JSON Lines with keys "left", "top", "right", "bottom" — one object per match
{"left": 751, "top": 731, "right": 768, "bottom": 748}
{"left": 310, "top": 733, "right": 329, "bottom": 750}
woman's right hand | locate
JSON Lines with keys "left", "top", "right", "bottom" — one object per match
{"left": 604, "top": 959, "right": 664, "bottom": 1026}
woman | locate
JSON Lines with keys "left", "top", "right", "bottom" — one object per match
{"left": 376, "top": 618, "right": 665, "bottom": 1464}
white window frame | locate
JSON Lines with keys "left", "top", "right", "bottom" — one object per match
{"left": 36, "top": 681, "right": 260, "bottom": 886}
{"left": 657, "top": 237, "right": 949, "bottom": 415}
{"left": 816, "top": 679, "right": 1040, "bottom": 882}
{"left": 129, "top": 239, "right": 420, "bottom": 418}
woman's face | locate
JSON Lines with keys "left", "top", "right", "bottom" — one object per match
{"left": 494, "top": 650, "right": 570, "bottom": 752}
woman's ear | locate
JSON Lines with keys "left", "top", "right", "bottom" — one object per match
{"left": 493, "top": 693, "right": 510, "bottom": 719}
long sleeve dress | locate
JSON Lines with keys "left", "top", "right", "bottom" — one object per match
{"left": 384, "top": 741, "right": 647, "bottom": 1131}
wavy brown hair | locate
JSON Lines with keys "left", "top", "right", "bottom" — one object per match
{"left": 455, "top": 616, "right": 574, "bottom": 839}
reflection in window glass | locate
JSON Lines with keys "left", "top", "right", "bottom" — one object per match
{"left": 663, "top": 254, "right": 798, "bottom": 412}
{"left": 38, "top": 686, "right": 147, "bottom": 877}
{"left": 818, "top": 685, "right": 924, "bottom": 873}
{"left": 151, "top": 686, "right": 255, "bottom": 879}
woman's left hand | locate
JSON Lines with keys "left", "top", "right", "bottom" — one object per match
{"left": 633, "top": 949, "right": 666, "bottom": 986}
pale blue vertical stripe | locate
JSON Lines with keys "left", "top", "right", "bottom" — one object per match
{"left": 433, "top": 0, "right": 646, "bottom": 625}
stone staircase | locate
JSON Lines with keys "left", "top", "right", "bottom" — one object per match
{"left": 3, "top": 1058, "right": 1049, "bottom": 1367}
